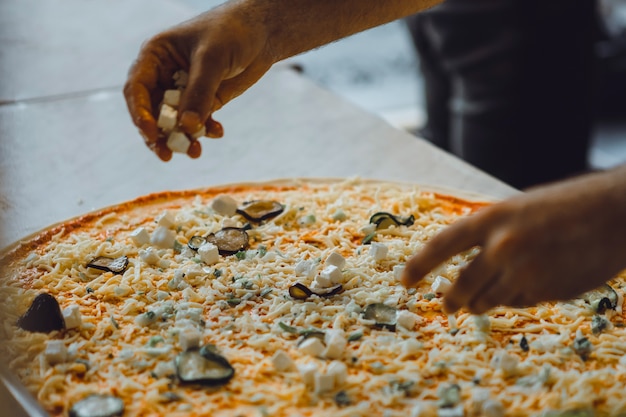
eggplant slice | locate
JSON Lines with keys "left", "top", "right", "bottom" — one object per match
{"left": 369, "top": 212, "right": 415, "bottom": 230}
{"left": 176, "top": 345, "right": 235, "bottom": 386}
{"left": 87, "top": 256, "right": 129, "bottom": 274}
{"left": 288, "top": 282, "right": 344, "bottom": 300}
{"left": 363, "top": 303, "right": 398, "bottom": 331}
{"left": 17, "top": 293, "right": 65, "bottom": 333}
{"left": 69, "top": 394, "right": 124, "bottom": 417}
{"left": 206, "top": 227, "right": 250, "bottom": 256}
{"left": 236, "top": 200, "right": 284, "bottom": 222}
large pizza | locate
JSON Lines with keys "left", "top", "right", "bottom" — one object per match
{"left": 1, "top": 178, "right": 625, "bottom": 417}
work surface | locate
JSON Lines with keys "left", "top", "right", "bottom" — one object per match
{"left": 0, "top": 66, "right": 516, "bottom": 250}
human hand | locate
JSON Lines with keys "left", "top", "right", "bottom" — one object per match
{"left": 124, "top": 4, "right": 275, "bottom": 161}
{"left": 402, "top": 167, "right": 626, "bottom": 314}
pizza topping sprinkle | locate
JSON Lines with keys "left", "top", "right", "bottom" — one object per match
{"left": 17, "top": 293, "right": 65, "bottom": 333}
{"left": 591, "top": 314, "right": 611, "bottom": 335}
{"left": 236, "top": 200, "right": 284, "bottom": 222}
{"left": 369, "top": 211, "right": 415, "bottom": 230}
{"left": 187, "top": 235, "right": 207, "bottom": 251}
{"left": 362, "top": 303, "right": 398, "bottom": 331}
{"left": 86, "top": 255, "right": 129, "bottom": 274}
{"left": 205, "top": 227, "right": 250, "bottom": 256}
{"left": 175, "top": 345, "right": 235, "bottom": 386}
{"left": 581, "top": 283, "right": 618, "bottom": 313}
{"left": 69, "top": 394, "right": 124, "bottom": 417}
{"left": 572, "top": 332, "right": 593, "bottom": 360}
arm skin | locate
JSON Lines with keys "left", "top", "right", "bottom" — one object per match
{"left": 402, "top": 165, "right": 626, "bottom": 314}
{"left": 124, "top": 0, "right": 441, "bottom": 160}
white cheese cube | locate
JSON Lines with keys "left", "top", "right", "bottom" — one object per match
{"left": 179, "top": 328, "right": 201, "bottom": 351}
{"left": 314, "top": 371, "right": 335, "bottom": 395}
{"left": 191, "top": 125, "right": 206, "bottom": 139}
{"left": 166, "top": 131, "right": 191, "bottom": 154}
{"left": 431, "top": 275, "right": 452, "bottom": 294}
{"left": 438, "top": 405, "right": 465, "bottom": 417}
{"left": 320, "top": 265, "right": 343, "bottom": 285}
{"left": 298, "top": 338, "right": 325, "bottom": 357}
{"left": 211, "top": 195, "right": 239, "bottom": 217}
{"left": 271, "top": 350, "right": 295, "bottom": 372}
{"left": 139, "top": 247, "right": 160, "bottom": 265}
{"left": 393, "top": 265, "right": 405, "bottom": 281}
{"left": 397, "top": 310, "right": 420, "bottom": 330}
{"left": 44, "top": 340, "right": 67, "bottom": 365}
{"left": 473, "top": 315, "right": 491, "bottom": 333}
{"left": 198, "top": 242, "right": 219, "bottom": 265}
{"left": 62, "top": 305, "right": 82, "bottom": 330}
{"left": 369, "top": 242, "right": 388, "bottom": 261}
{"left": 153, "top": 361, "right": 176, "bottom": 378}
{"left": 314, "top": 274, "right": 332, "bottom": 289}
{"left": 325, "top": 251, "right": 346, "bottom": 269}
{"left": 156, "top": 211, "right": 177, "bottom": 228}
{"left": 498, "top": 352, "right": 519, "bottom": 377}
{"left": 130, "top": 227, "right": 151, "bottom": 246}
{"left": 401, "top": 339, "right": 422, "bottom": 356}
{"left": 327, "top": 360, "right": 348, "bottom": 386}
{"left": 162, "top": 89, "right": 181, "bottom": 107}
{"left": 151, "top": 226, "right": 177, "bottom": 249}
{"left": 295, "top": 259, "right": 317, "bottom": 279}
{"left": 298, "top": 362, "right": 317, "bottom": 387}
{"left": 157, "top": 104, "right": 178, "bottom": 132}
{"left": 323, "top": 330, "right": 347, "bottom": 360}
{"left": 360, "top": 223, "right": 376, "bottom": 235}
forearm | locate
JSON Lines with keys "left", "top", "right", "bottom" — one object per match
{"left": 223, "top": 0, "right": 442, "bottom": 62}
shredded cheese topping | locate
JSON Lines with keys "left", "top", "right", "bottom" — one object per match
{"left": 1, "top": 178, "right": 625, "bottom": 417}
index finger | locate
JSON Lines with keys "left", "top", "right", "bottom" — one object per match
{"left": 401, "top": 212, "right": 489, "bottom": 288}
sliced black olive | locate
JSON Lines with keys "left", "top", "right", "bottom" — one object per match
{"left": 87, "top": 256, "right": 129, "bottom": 274}
{"left": 362, "top": 303, "right": 398, "bottom": 331}
{"left": 520, "top": 336, "right": 529, "bottom": 352}
{"left": 176, "top": 345, "right": 235, "bottom": 386}
{"left": 206, "top": 227, "right": 250, "bottom": 256}
{"left": 580, "top": 284, "right": 619, "bottom": 313}
{"left": 188, "top": 236, "right": 206, "bottom": 251}
{"left": 591, "top": 315, "right": 609, "bottom": 336}
{"left": 17, "top": 293, "right": 65, "bottom": 333}
{"left": 69, "top": 394, "right": 124, "bottom": 417}
{"left": 288, "top": 283, "right": 344, "bottom": 300}
{"left": 289, "top": 283, "right": 313, "bottom": 300}
{"left": 237, "top": 200, "right": 284, "bottom": 222}
{"left": 369, "top": 212, "right": 415, "bottom": 230}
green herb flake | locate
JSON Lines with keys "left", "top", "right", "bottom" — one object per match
{"left": 347, "top": 331, "right": 363, "bottom": 342}
{"left": 362, "top": 232, "right": 376, "bottom": 245}
{"left": 235, "top": 251, "right": 247, "bottom": 260}
{"left": 148, "top": 336, "right": 164, "bottom": 347}
{"left": 213, "top": 269, "right": 223, "bottom": 278}
{"left": 110, "top": 315, "right": 119, "bottom": 329}
{"left": 260, "top": 288, "right": 273, "bottom": 298}
{"left": 278, "top": 322, "right": 299, "bottom": 334}
{"left": 423, "top": 293, "right": 436, "bottom": 301}
{"left": 226, "top": 298, "right": 242, "bottom": 306}
{"left": 257, "top": 245, "right": 268, "bottom": 257}
{"left": 173, "top": 240, "right": 184, "bottom": 253}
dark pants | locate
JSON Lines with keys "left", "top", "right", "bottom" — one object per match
{"left": 406, "top": 0, "right": 598, "bottom": 189}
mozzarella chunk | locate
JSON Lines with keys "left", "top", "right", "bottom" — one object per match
{"left": 156, "top": 211, "right": 177, "bottom": 228}
{"left": 178, "top": 328, "right": 201, "bottom": 351}
{"left": 314, "top": 371, "right": 335, "bottom": 395}
{"left": 482, "top": 400, "right": 505, "bottom": 417}
{"left": 139, "top": 247, "right": 160, "bottom": 265}
{"left": 401, "top": 339, "right": 422, "bottom": 356}
{"left": 298, "top": 338, "right": 325, "bottom": 357}
{"left": 369, "top": 242, "right": 388, "bottom": 261}
{"left": 44, "top": 340, "right": 67, "bottom": 365}
{"left": 151, "top": 226, "right": 177, "bottom": 249}
{"left": 325, "top": 252, "right": 346, "bottom": 269}
{"left": 295, "top": 259, "right": 317, "bottom": 279}
{"left": 397, "top": 310, "right": 420, "bottom": 330}
{"left": 62, "top": 305, "right": 82, "bottom": 330}
{"left": 298, "top": 362, "right": 317, "bottom": 387}
{"left": 498, "top": 351, "right": 519, "bottom": 377}
{"left": 437, "top": 405, "right": 464, "bottom": 417}
{"left": 211, "top": 195, "right": 238, "bottom": 217}
{"left": 431, "top": 276, "right": 452, "bottom": 294}
{"left": 474, "top": 315, "right": 491, "bottom": 333}
{"left": 157, "top": 104, "right": 177, "bottom": 132}
{"left": 327, "top": 360, "right": 348, "bottom": 386}
{"left": 320, "top": 265, "right": 342, "bottom": 286}
{"left": 162, "top": 89, "right": 181, "bottom": 107}
{"left": 191, "top": 125, "right": 206, "bottom": 139}
{"left": 130, "top": 227, "right": 151, "bottom": 246}
{"left": 198, "top": 242, "right": 219, "bottom": 265}
{"left": 167, "top": 131, "right": 191, "bottom": 154}
{"left": 272, "top": 350, "right": 295, "bottom": 372}
{"left": 393, "top": 264, "right": 405, "bottom": 281}
{"left": 324, "top": 330, "right": 347, "bottom": 359}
